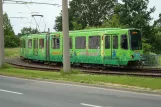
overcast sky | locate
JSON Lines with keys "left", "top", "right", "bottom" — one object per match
{"left": 3, "top": 0, "right": 161, "bottom": 34}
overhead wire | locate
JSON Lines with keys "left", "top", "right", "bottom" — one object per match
{"left": 3, "top": 0, "right": 61, "bottom": 6}
{"left": 24, "top": 2, "right": 34, "bottom": 29}
{"left": 4, "top": 0, "right": 59, "bottom": 33}
{"left": 24, "top": 4, "right": 32, "bottom": 13}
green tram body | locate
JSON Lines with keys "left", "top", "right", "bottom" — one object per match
{"left": 20, "top": 28, "right": 143, "bottom": 66}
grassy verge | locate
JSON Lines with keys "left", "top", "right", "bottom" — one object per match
{"left": 0, "top": 64, "right": 161, "bottom": 90}
{"left": 5, "top": 48, "right": 20, "bottom": 58}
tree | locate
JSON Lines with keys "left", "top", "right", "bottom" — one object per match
{"left": 3, "top": 13, "right": 19, "bottom": 48}
{"left": 54, "top": 12, "right": 74, "bottom": 31}
{"left": 151, "top": 14, "right": 161, "bottom": 53}
{"left": 154, "top": 13, "right": 161, "bottom": 28}
{"left": 3, "top": 13, "right": 15, "bottom": 36}
{"left": 70, "top": 0, "right": 117, "bottom": 27}
{"left": 20, "top": 27, "right": 39, "bottom": 36}
{"left": 115, "top": 0, "right": 155, "bottom": 33}
{"left": 54, "top": 15, "right": 62, "bottom": 31}
{"left": 54, "top": 0, "right": 117, "bottom": 31}
{"left": 101, "top": 14, "right": 126, "bottom": 28}
{"left": 72, "top": 21, "right": 83, "bottom": 30}
{"left": 21, "top": 27, "right": 32, "bottom": 35}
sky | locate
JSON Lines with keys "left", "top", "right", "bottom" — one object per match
{"left": 3, "top": 0, "right": 161, "bottom": 34}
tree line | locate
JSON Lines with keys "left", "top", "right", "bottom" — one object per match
{"left": 3, "top": 13, "right": 19, "bottom": 48}
{"left": 3, "top": 12, "right": 39, "bottom": 48}
{"left": 54, "top": 0, "right": 161, "bottom": 54}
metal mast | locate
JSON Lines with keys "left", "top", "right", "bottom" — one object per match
{"left": 0, "top": 0, "right": 4, "bottom": 67}
{"left": 62, "top": 0, "right": 71, "bottom": 72}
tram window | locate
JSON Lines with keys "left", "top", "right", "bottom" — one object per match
{"left": 28, "top": 39, "right": 32, "bottom": 48}
{"left": 52, "top": 38, "right": 60, "bottom": 49}
{"left": 39, "top": 39, "right": 44, "bottom": 49}
{"left": 69, "top": 38, "right": 72, "bottom": 49}
{"left": 75, "top": 36, "right": 86, "bottom": 49}
{"left": 89, "top": 36, "right": 100, "bottom": 49}
{"left": 34, "top": 39, "right": 38, "bottom": 49}
{"left": 113, "top": 36, "right": 118, "bottom": 49}
{"left": 121, "top": 35, "right": 128, "bottom": 49}
{"left": 105, "top": 36, "right": 110, "bottom": 49}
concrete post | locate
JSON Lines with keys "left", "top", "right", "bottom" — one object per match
{"left": 0, "top": 0, "right": 4, "bottom": 67}
{"left": 62, "top": 0, "right": 71, "bottom": 72}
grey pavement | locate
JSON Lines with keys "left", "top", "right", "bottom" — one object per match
{"left": 0, "top": 75, "right": 161, "bottom": 107}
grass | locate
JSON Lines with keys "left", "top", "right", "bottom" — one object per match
{"left": 3, "top": 48, "right": 161, "bottom": 90}
{"left": 5, "top": 48, "right": 20, "bottom": 58}
{"left": 0, "top": 64, "right": 161, "bottom": 90}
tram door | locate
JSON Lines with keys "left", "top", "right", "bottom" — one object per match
{"left": 46, "top": 34, "right": 50, "bottom": 61}
{"left": 111, "top": 35, "right": 118, "bottom": 59}
{"left": 33, "top": 38, "right": 38, "bottom": 56}
{"left": 104, "top": 35, "right": 112, "bottom": 58}
{"left": 21, "top": 39, "right": 26, "bottom": 56}
{"left": 104, "top": 35, "right": 118, "bottom": 61}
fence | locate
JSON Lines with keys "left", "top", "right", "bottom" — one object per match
{"left": 143, "top": 54, "right": 161, "bottom": 68}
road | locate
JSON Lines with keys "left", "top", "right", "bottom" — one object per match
{"left": 0, "top": 76, "right": 161, "bottom": 107}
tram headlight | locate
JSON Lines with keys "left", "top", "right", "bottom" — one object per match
{"left": 131, "top": 55, "right": 134, "bottom": 59}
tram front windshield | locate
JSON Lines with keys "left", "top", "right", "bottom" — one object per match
{"left": 130, "top": 30, "right": 142, "bottom": 50}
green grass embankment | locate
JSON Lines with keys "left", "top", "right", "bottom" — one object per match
{"left": 5, "top": 48, "right": 20, "bottom": 58}
{"left": 0, "top": 64, "right": 161, "bottom": 90}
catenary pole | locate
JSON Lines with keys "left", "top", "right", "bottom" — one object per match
{"left": 62, "top": 0, "right": 71, "bottom": 72}
{"left": 0, "top": 0, "right": 4, "bottom": 67}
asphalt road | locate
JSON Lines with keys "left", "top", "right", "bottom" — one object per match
{"left": 0, "top": 76, "right": 161, "bottom": 107}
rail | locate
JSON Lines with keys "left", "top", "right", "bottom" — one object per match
{"left": 5, "top": 57, "right": 161, "bottom": 78}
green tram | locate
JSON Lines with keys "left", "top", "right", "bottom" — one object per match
{"left": 20, "top": 28, "right": 143, "bottom": 67}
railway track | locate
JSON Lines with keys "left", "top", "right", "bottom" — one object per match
{"left": 5, "top": 57, "right": 161, "bottom": 78}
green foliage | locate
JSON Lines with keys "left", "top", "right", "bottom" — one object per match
{"left": 3, "top": 13, "right": 20, "bottom": 48}
{"left": 54, "top": 0, "right": 117, "bottom": 31}
{"left": 85, "top": 26, "right": 100, "bottom": 29}
{"left": 54, "top": 11, "right": 74, "bottom": 31}
{"left": 72, "top": 21, "right": 83, "bottom": 30}
{"left": 0, "top": 63, "right": 13, "bottom": 69}
{"left": 3, "top": 13, "right": 15, "bottom": 36}
{"left": 151, "top": 14, "right": 161, "bottom": 54}
{"left": 5, "top": 48, "right": 20, "bottom": 58}
{"left": 69, "top": 0, "right": 117, "bottom": 28}
{"left": 19, "top": 27, "right": 39, "bottom": 36}
{"left": 54, "top": 15, "right": 62, "bottom": 31}
{"left": 142, "top": 38, "right": 152, "bottom": 53}
{"left": 154, "top": 13, "right": 161, "bottom": 27}
{"left": 101, "top": 14, "right": 126, "bottom": 28}
{"left": 115, "top": 0, "right": 155, "bottom": 35}
{"left": 115, "top": 0, "right": 155, "bottom": 27}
